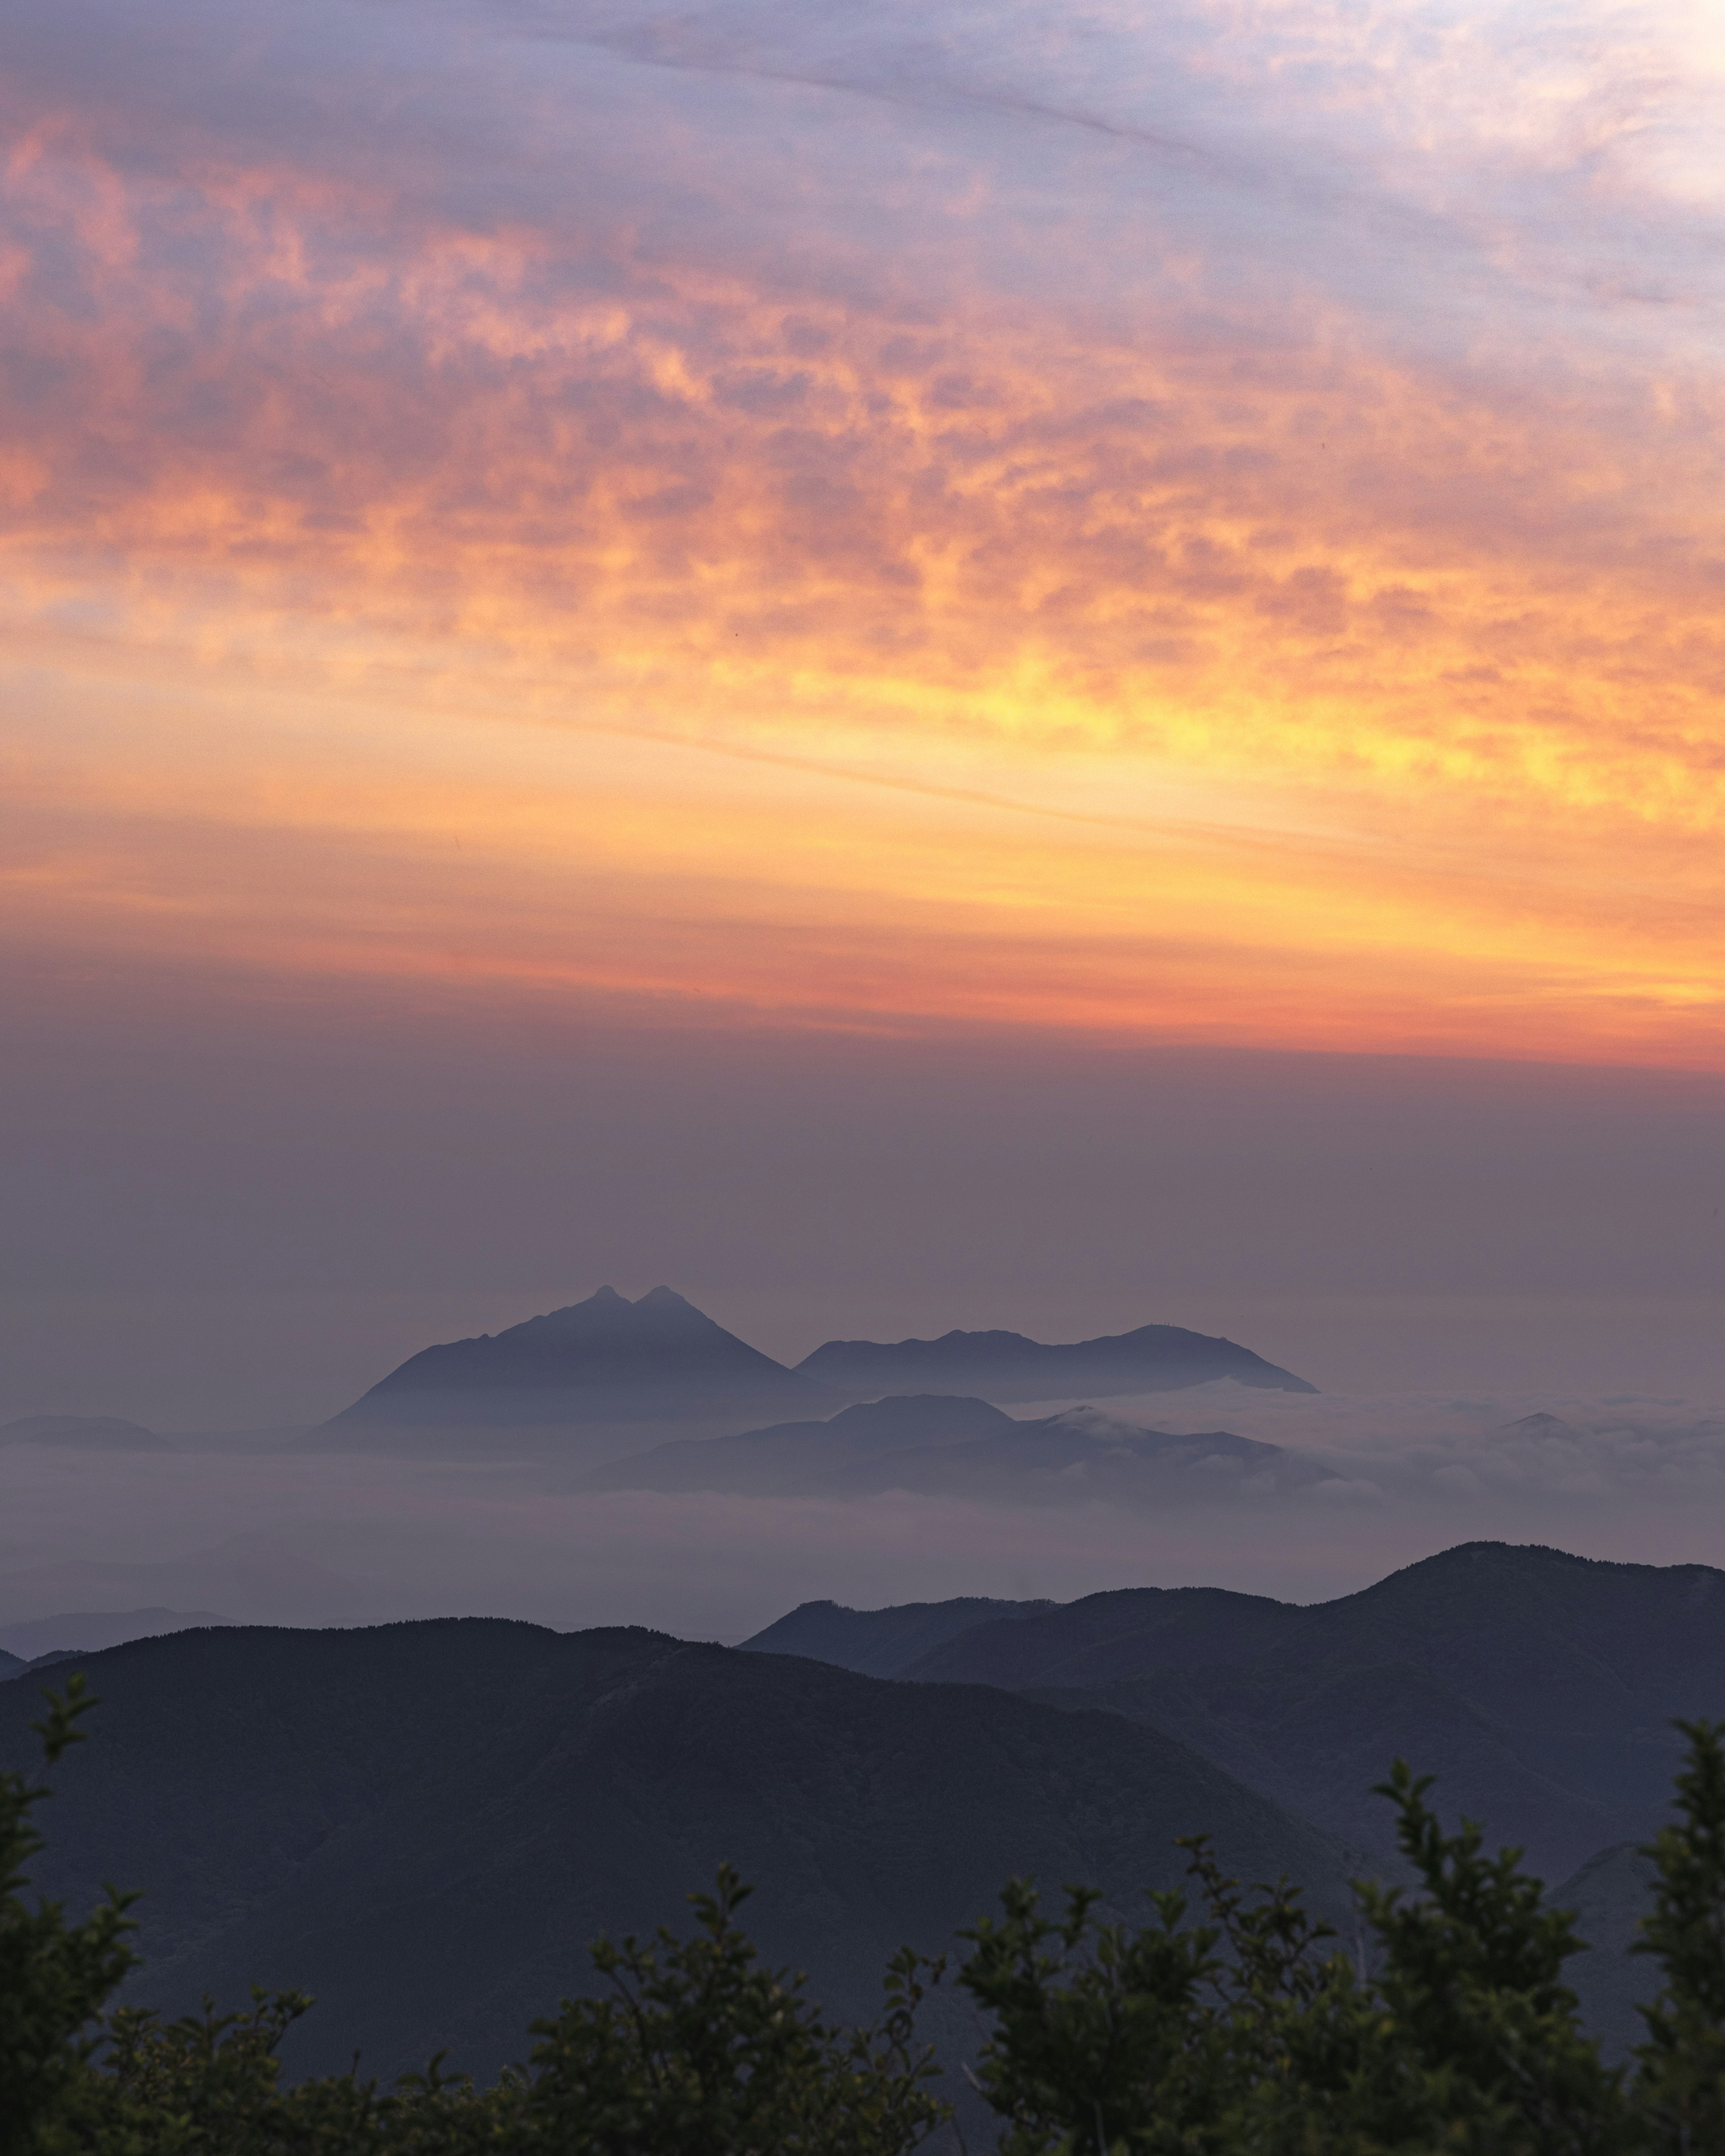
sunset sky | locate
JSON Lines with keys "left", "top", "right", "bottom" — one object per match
{"left": 4, "top": 0, "right": 1725, "bottom": 1423}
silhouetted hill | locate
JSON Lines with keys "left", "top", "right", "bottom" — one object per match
{"left": 740, "top": 1595, "right": 1056, "bottom": 1677}
{"left": 329, "top": 1286, "right": 824, "bottom": 1427}
{"left": 0, "top": 1621, "right": 1347, "bottom": 2086}
{"left": 0, "top": 1645, "right": 24, "bottom": 1682}
{"left": 584, "top": 1395, "right": 1014, "bottom": 1494}
{"left": 0, "top": 1414, "right": 170, "bottom": 1449}
{"left": 891, "top": 1544, "right": 1725, "bottom": 1877}
{"left": 796, "top": 1323, "right": 1316, "bottom": 1403}
{"left": 587, "top": 1395, "right": 1308, "bottom": 1505}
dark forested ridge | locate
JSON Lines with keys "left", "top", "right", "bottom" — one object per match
{"left": 0, "top": 1619, "right": 1345, "bottom": 2086}
{"left": 9, "top": 1541, "right": 1721, "bottom": 2111}
{"left": 750, "top": 1543, "right": 1725, "bottom": 1882}
{"left": 740, "top": 1593, "right": 1056, "bottom": 1678}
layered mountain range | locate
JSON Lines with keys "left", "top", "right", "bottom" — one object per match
{"left": 743, "top": 1542, "right": 1719, "bottom": 1882}
{"left": 3, "top": 1542, "right": 1713, "bottom": 2081}
{"left": 583, "top": 1392, "right": 1310, "bottom": 1505}
{"left": 327, "top": 1285, "right": 1315, "bottom": 1430}
{"left": 0, "top": 1618, "right": 1342, "bottom": 2086}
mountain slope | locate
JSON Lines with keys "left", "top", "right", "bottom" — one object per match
{"left": 1023, "top": 1661, "right": 1621, "bottom": 1874}
{"left": 329, "top": 1286, "right": 823, "bottom": 1426}
{"left": 740, "top": 1595, "right": 1057, "bottom": 1677}
{"left": 898, "top": 1545, "right": 1725, "bottom": 1877}
{"left": 797, "top": 1322, "right": 1316, "bottom": 1403}
{"left": 584, "top": 1394, "right": 1016, "bottom": 1494}
{"left": 0, "top": 1621, "right": 1349, "bottom": 2085}
{"left": 587, "top": 1395, "right": 1306, "bottom": 1505}
{"left": 1555, "top": 1842, "right": 1661, "bottom": 2060}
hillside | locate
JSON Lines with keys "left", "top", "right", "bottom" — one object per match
{"left": 588, "top": 1394, "right": 1308, "bottom": 1505}
{"left": 796, "top": 1322, "right": 1316, "bottom": 1403}
{"left": 584, "top": 1394, "right": 1016, "bottom": 1495}
{"left": 327, "top": 1286, "right": 823, "bottom": 1427}
{"left": 741, "top": 1594, "right": 1056, "bottom": 1677}
{"left": 0, "top": 1620, "right": 1347, "bottom": 2086}
{"left": 865, "top": 1545, "right": 1725, "bottom": 1877}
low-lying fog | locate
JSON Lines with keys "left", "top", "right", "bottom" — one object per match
{"left": 5, "top": 1382, "right": 1725, "bottom": 1645}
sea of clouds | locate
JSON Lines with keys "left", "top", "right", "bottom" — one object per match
{"left": 5, "top": 1380, "right": 1725, "bottom": 1649}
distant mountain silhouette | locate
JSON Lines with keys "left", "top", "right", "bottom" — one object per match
{"left": 330, "top": 1286, "right": 825, "bottom": 1426}
{"left": 0, "top": 1621, "right": 1344, "bottom": 2086}
{"left": 0, "top": 1414, "right": 170, "bottom": 1450}
{"left": 797, "top": 1323, "right": 1316, "bottom": 1403}
{"left": 588, "top": 1393, "right": 1308, "bottom": 1505}
{"left": 750, "top": 1542, "right": 1725, "bottom": 1881}
{"left": 742, "top": 1595, "right": 1056, "bottom": 1678}
{"left": 584, "top": 1394, "right": 1013, "bottom": 1494}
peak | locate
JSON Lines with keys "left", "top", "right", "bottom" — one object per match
{"left": 588, "top": 1285, "right": 626, "bottom": 1304}
{"left": 635, "top": 1286, "right": 692, "bottom": 1310}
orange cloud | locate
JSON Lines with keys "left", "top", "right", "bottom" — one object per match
{"left": 5, "top": 12, "right": 1725, "bottom": 1068}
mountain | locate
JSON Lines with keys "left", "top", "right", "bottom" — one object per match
{"left": 830, "top": 1544, "right": 1725, "bottom": 1879}
{"left": 0, "top": 1621, "right": 1347, "bottom": 2087}
{"left": 0, "top": 1646, "right": 24, "bottom": 1683}
{"left": 327, "top": 1286, "right": 825, "bottom": 1427}
{"left": 587, "top": 1394, "right": 1309, "bottom": 1506}
{"left": 796, "top": 1322, "right": 1316, "bottom": 1403}
{"left": 584, "top": 1394, "right": 1014, "bottom": 1494}
{"left": 0, "top": 1414, "right": 170, "bottom": 1449}
{"left": 741, "top": 1595, "right": 1057, "bottom": 1678}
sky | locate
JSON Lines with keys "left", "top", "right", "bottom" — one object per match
{"left": 4, "top": 0, "right": 1725, "bottom": 1445}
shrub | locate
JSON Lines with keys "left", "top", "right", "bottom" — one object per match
{"left": 8, "top": 1677, "right": 1725, "bottom": 2155}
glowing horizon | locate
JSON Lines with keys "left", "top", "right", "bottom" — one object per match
{"left": 6, "top": 0, "right": 1725, "bottom": 1068}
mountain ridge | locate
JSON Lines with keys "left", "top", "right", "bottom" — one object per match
{"left": 0, "top": 1617, "right": 1347, "bottom": 2085}
{"left": 329, "top": 1286, "right": 823, "bottom": 1427}
{"left": 745, "top": 1542, "right": 1725, "bottom": 1879}
{"left": 587, "top": 1392, "right": 1304, "bottom": 1505}
{"left": 796, "top": 1322, "right": 1316, "bottom": 1402}
{"left": 323, "top": 1290, "right": 1318, "bottom": 1433}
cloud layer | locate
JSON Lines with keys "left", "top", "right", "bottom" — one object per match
{"left": 5, "top": 1381, "right": 1725, "bottom": 1639}
{"left": 6, "top": 0, "right": 1725, "bottom": 1060}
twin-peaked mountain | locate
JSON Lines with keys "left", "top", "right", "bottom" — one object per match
{"left": 329, "top": 1285, "right": 1315, "bottom": 1427}
{"left": 330, "top": 1285, "right": 816, "bottom": 1427}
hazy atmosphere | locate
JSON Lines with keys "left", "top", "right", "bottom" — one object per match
{"left": 9, "top": 8, "right": 1725, "bottom": 2137}
{"left": 7, "top": 0, "right": 1725, "bottom": 1638}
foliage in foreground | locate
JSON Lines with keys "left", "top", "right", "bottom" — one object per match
{"left": 6, "top": 1676, "right": 1725, "bottom": 2153}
